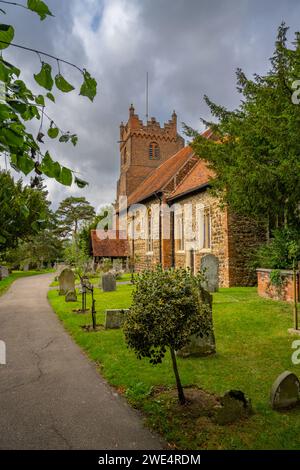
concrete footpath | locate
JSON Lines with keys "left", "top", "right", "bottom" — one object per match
{"left": 0, "top": 274, "right": 164, "bottom": 450}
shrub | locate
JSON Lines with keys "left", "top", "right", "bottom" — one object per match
{"left": 123, "top": 266, "right": 212, "bottom": 404}
{"left": 252, "top": 227, "right": 300, "bottom": 269}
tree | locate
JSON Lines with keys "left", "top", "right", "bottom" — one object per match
{"left": 56, "top": 196, "right": 95, "bottom": 238}
{"left": 0, "top": 0, "right": 97, "bottom": 187}
{"left": 0, "top": 170, "right": 50, "bottom": 250}
{"left": 185, "top": 23, "right": 300, "bottom": 232}
{"left": 123, "top": 266, "right": 212, "bottom": 405}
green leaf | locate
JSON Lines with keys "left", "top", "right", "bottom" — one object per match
{"left": 55, "top": 74, "right": 75, "bottom": 93}
{"left": 35, "top": 94, "right": 45, "bottom": 106}
{"left": 46, "top": 92, "right": 55, "bottom": 102}
{"left": 16, "top": 154, "right": 35, "bottom": 175}
{"left": 8, "top": 100, "right": 27, "bottom": 114}
{"left": 75, "top": 177, "right": 89, "bottom": 188}
{"left": 47, "top": 126, "right": 59, "bottom": 139}
{"left": 0, "top": 234, "right": 6, "bottom": 245}
{"left": 71, "top": 134, "right": 78, "bottom": 146}
{"left": 0, "top": 58, "right": 20, "bottom": 81}
{"left": 0, "top": 24, "right": 14, "bottom": 50}
{"left": 59, "top": 133, "right": 70, "bottom": 143}
{"left": 56, "top": 166, "right": 72, "bottom": 186}
{"left": 27, "top": 0, "right": 53, "bottom": 20}
{"left": 34, "top": 62, "right": 53, "bottom": 91}
{"left": 80, "top": 70, "right": 97, "bottom": 102}
{"left": 20, "top": 204, "right": 30, "bottom": 218}
{"left": 1, "top": 127, "right": 23, "bottom": 147}
{"left": 3, "top": 59, "right": 20, "bottom": 76}
{"left": 40, "top": 151, "right": 61, "bottom": 178}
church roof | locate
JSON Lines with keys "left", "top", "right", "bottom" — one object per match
{"left": 91, "top": 230, "right": 129, "bottom": 258}
{"left": 127, "top": 146, "right": 195, "bottom": 205}
{"left": 168, "top": 159, "right": 215, "bottom": 201}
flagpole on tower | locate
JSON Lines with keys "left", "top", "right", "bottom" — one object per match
{"left": 146, "top": 72, "right": 149, "bottom": 121}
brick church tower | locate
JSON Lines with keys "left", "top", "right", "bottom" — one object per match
{"left": 116, "top": 105, "right": 184, "bottom": 200}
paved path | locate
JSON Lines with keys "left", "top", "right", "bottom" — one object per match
{"left": 0, "top": 274, "right": 164, "bottom": 450}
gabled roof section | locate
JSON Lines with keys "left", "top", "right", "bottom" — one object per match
{"left": 91, "top": 230, "right": 129, "bottom": 258}
{"left": 168, "top": 159, "right": 215, "bottom": 201}
{"left": 127, "top": 146, "right": 195, "bottom": 206}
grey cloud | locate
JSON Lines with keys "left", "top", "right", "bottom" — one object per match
{"left": 2, "top": 0, "right": 300, "bottom": 210}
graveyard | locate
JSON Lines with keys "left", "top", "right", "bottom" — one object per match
{"left": 48, "top": 281, "right": 300, "bottom": 450}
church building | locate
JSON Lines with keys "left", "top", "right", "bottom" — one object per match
{"left": 91, "top": 105, "right": 265, "bottom": 287}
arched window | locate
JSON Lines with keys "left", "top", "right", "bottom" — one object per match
{"left": 149, "top": 142, "right": 160, "bottom": 160}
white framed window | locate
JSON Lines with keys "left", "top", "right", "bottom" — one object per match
{"left": 175, "top": 209, "right": 185, "bottom": 252}
{"left": 147, "top": 208, "right": 153, "bottom": 253}
{"left": 197, "top": 205, "right": 211, "bottom": 250}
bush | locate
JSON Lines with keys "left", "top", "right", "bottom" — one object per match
{"left": 252, "top": 228, "right": 300, "bottom": 269}
{"left": 123, "top": 266, "right": 212, "bottom": 404}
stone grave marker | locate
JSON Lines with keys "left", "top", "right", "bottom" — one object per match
{"left": 0, "top": 266, "right": 9, "bottom": 280}
{"left": 101, "top": 272, "right": 116, "bottom": 292}
{"left": 200, "top": 254, "right": 219, "bottom": 292}
{"left": 104, "top": 309, "right": 129, "bottom": 329}
{"left": 270, "top": 371, "right": 300, "bottom": 410}
{"left": 177, "top": 286, "right": 216, "bottom": 358}
{"left": 65, "top": 290, "right": 77, "bottom": 302}
{"left": 58, "top": 268, "right": 75, "bottom": 296}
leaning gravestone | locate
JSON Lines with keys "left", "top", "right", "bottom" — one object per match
{"left": 58, "top": 268, "right": 75, "bottom": 296}
{"left": 104, "top": 309, "right": 129, "bottom": 329}
{"left": 200, "top": 254, "right": 219, "bottom": 292}
{"left": 177, "top": 286, "right": 216, "bottom": 358}
{"left": 0, "top": 266, "right": 9, "bottom": 280}
{"left": 101, "top": 272, "right": 116, "bottom": 292}
{"left": 270, "top": 371, "right": 300, "bottom": 410}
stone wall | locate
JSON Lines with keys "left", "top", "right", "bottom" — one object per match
{"left": 257, "top": 268, "right": 300, "bottom": 302}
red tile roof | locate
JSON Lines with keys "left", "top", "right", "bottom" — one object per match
{"left": 168, "top": 159, "right": 215, "bottom": 200}
{"left": 91, "top": 230, "right": 129, "bottom": 258}
{"left": 127, "top": 146, "right": 194, "bottom": 205}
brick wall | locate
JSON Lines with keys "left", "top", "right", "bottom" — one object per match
{"left": 257, "top": 269, "right": 300, "bottom": 302}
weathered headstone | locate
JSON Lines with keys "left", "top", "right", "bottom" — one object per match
{"left": 270, "top": 371, "right": 300, "bottom": 410}
{"left": 113, "top": 259, "right": 123, "bottom": 272}
{"left": 0, "top": 266, "right": 9, "bottom": 280}
{"left": 177, "top": 287, "right": 216, "bottom": 358}
{"left": 65, "top": 290, "right": 77, "bottom": 302}
{"left": 104, "top": 309, "right": 129, "bottom": 329}
{"left": 214, "top": 390, "right": 253, "bottom": 425}
{"left": 58, "top": 268, "right": 75, "bottom": 296}
{"left": 101, "top": 272, "right": 116, "bottom": 292}
{"left": 200, "top": 254, "right": 219, "bottom": 292}
{"left": 23, "top": 264, "right": 29, "bottom": 272}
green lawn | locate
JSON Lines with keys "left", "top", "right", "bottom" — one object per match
{"left": 0, "top": 269, "right": 54, "bottom": 297}
{"left": 48, "top": 284, "right": 300, "bottom": 450}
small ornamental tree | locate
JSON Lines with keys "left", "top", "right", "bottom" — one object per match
{"left": 123, "top": 266, "right": 212, "bottom": 405}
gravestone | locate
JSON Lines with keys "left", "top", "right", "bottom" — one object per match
{"left": 23, "top": 264, "right": 29, "bottom": 272}
{"left": 101, "top": 272, "right": 116, "bottom": 292}
{"left": 113, "top": 259, "right": 123, "bottom": 272}
{"left": 0, "top": 266, "right": 9, "bottom": 280}
{"left": 177, "top": 287, "right": 216, "bottom": 358}
{"left": 214, "top": 390, "right": 253, "bottom": 425}
{"left": 58, "top": 268, "right": 75, "bottom": 296}
{"left": 270, "top": 371, "right": 300, "bottom": 410}
{"left": 200, "top": 254, "right": 219, "bottom": 292}
{"left": 65, "top": 290, "right": 77, "bottom": 302}
{"left": 104, "top": 309, "right": 129, "bottom": 329}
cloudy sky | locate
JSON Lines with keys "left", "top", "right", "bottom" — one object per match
{"left": 3, "top": 0, "right": 300, "bottom": 211}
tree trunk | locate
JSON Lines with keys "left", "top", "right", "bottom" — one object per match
{"left": 170, "top": 347, "right": 186, "bottom": 405}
